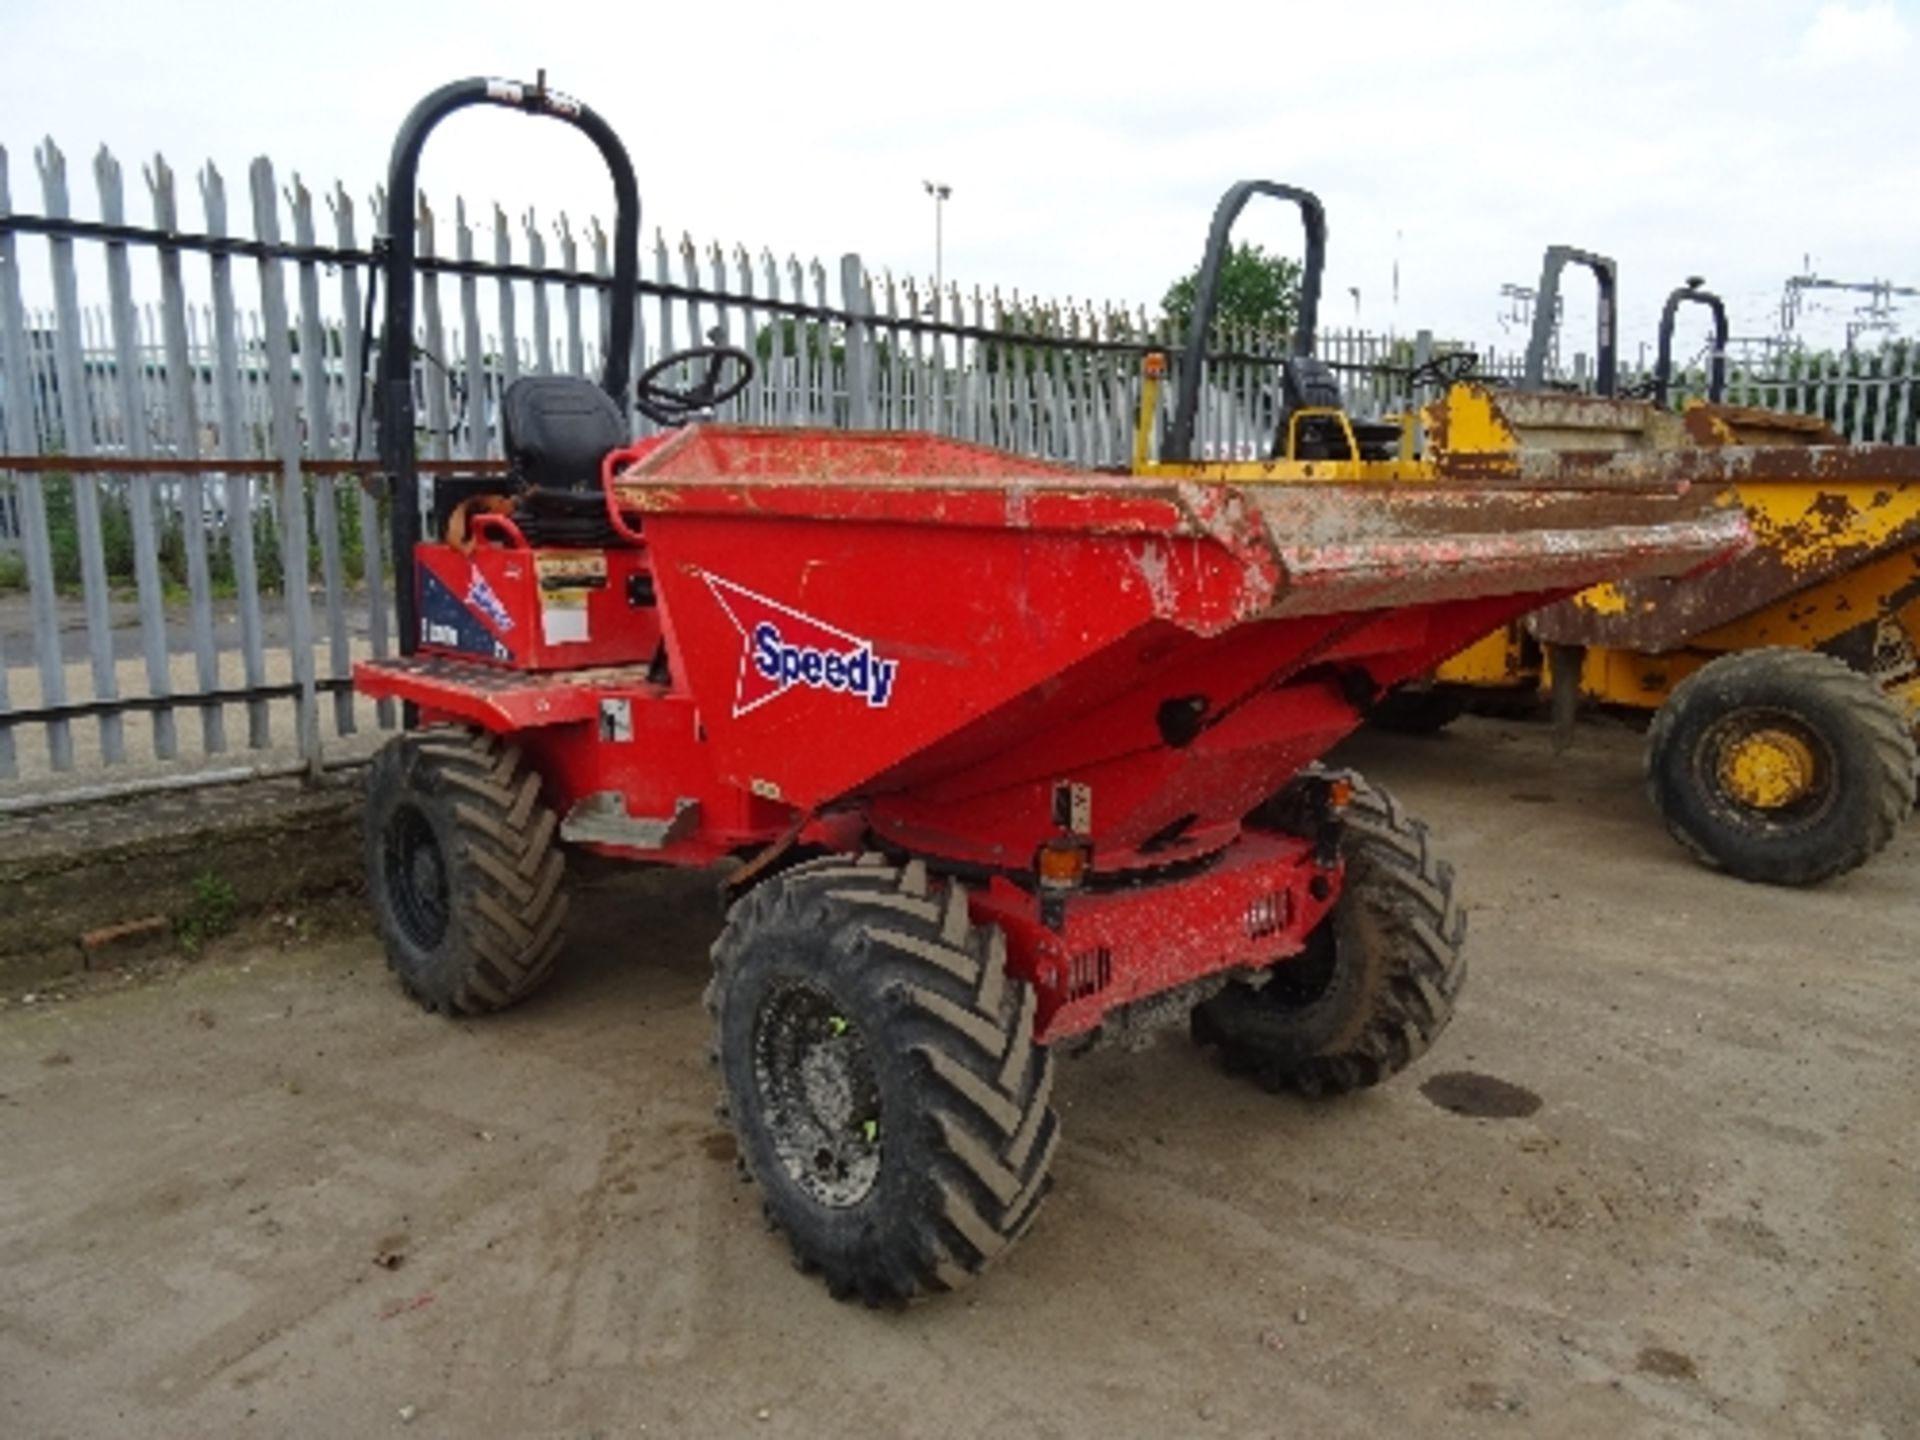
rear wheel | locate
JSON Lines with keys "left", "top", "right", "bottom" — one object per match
{"left": 363, "top": 727, "right": 568, "bottom": 1014}
{"left": 1192, "top": 772, "right": 1467, "bottom": 1096}
{"left": 1645, "top": 648, "right": 1916, "bottom": 886}
{"left": 708, "top": 855, "right": 1057, "bottom": 1304}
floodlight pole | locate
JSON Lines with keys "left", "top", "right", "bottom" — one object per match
{"left": 924, "top": 180, "right": 951, "bottom": 294}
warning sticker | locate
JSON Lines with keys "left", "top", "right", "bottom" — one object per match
{"left": 536, "top": 553, "right": 606, "bottom": 646}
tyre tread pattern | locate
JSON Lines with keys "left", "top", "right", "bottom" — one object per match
{"left": 707, "top": 856, "right": 1058, "bottom": 1304}
{"left": 1645, "top": 648, "right": 1917, "bottom": 885}
{"left": 1204, "top": 771, "right": 1467, "bottom": 1097}
{"left": 372, "top": 727, "right": 568, "bottom": 1015}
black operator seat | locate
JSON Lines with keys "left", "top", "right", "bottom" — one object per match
{"left": 501, "top": 375, "right": 634, "bottom": 546}
{"left": 503, "top": 375, "right": 629, "bottom": 492}
{"left": 1271, "top": 357, "right": 1402, "bottom": 462}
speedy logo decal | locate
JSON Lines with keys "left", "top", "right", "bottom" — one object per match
{"left": 419, "top": 568, "right": 510, "bottom": 662}
{"left": 465, "top": 570, "right": 513, "bottom": 633}
{"left": 703, "top": 573, "right": 899, "bottom": 717}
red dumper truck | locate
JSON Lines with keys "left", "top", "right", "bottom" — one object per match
{"left": 354, "top": 79, "right": 1747, "bottom": 1303}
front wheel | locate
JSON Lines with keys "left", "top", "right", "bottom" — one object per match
{"left": 708, "top": 855, "right": 1057, "bottom": 1305}
{"left": 1192, "top": 772, "right": 1467, "bottom": 1096}
{"left": 362, "top": 727, "right": 569, "bottom": 1014}
{"left": 1645, "top": 649, "right": 1917, "bottom": 886}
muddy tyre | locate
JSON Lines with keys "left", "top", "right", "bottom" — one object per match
{"left": 708, "top": 855, "right": 1057, "bottom": 1304}
{"left": 363, "top": 727, "right": 568, "bottom": 1014}
{"left": 1192, "top": 772, "right": 1467, "bottom": 1096}
{"left": 1369, "top": 685, "right": 1467, "bottom": 736}
{"left": 1645, "top": 648, "right": 1916, "bottom": 886}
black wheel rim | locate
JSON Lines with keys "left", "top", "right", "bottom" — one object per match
{"left": 1697, "top": 707, "right": 1837, "bottom": 829}
{"left": 752, "top": 978, "right": 883, "bottom": 1209}
{"left": 383, "top": 803, "right": 450, "bottom": 949}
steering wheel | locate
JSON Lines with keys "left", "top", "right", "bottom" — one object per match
{"left": 634, "top": 344, "right": 756, "bottom": 426}
{"left": 1406, "top": 350, "right": 1481, "bottom": 388}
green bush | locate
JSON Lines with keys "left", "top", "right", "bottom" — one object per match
{"left": 252, "top": 504, "right": 284, "bottom": 593}
{"left": 17, "top": 473, "right": 382, "bottom": 600}
{"left": 157, "top": 520, "right": 189, "bottom": 590}
{"left": 99, "top": 484, "right": 136, "bottom": 581}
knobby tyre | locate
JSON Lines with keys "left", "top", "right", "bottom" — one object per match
{"left": 1192, "top": 771, "right": 1467, "bottom": 1096}
{"left": 362, "top": 726, "right": 569, "bottom": 1014}
{"left": 707, "top": 854, "right": 1057, "bottom": 1305}
{"left": 1645, "top": 648, "right": 1916, "bottom": 886}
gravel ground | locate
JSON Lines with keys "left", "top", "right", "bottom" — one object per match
{"left": 1, "top": 715, "right": 1915, "bottom": 1439}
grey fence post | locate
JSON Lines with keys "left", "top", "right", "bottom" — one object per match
{"left": 841, "top": 254, "right": 874, "bottom": 430}
{"left": 149, "top": 152, "right": 225, "bottom": 757}
{"left": 40, "top": 138, "right": 125, "bottom": 765}
{"left": 525, "top": 208, "right": 553, "bottom": 376}
{"left": 457, "top": 199, "right": 487, "bottom": 463}
{"left": 290, "top": 177, "right": 353, "bottom": 739}
{"left": 201, "top": 161, "right": 272, "bottom": 750}
{"left": 333, "top": 181, "right": 395, "bottom": 732}
{"left": 492, "top": 206, "right": 521, "bottom": 395}
{"left": 0, "top": 146, "right": 33, "bottom": 778}
{"left": 97, "top": 146, "right": 179, "bottom": 762}
{"left": 1410, "top": 328, "right": 1434, "bottom": 450}
{"left": 249, "top": 158, "right": 321, "bottom": 779}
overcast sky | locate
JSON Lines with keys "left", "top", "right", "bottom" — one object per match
{"left": 5, "top": 0, "right": 1917, "bottom": 361}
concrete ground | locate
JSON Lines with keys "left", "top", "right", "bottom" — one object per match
{"left": 1, "top": 716, "right": 1915, "bottom": 1439}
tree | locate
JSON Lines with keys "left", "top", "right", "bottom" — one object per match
{"left": 1161, "top": 242, "right": 1302, "bottom": 343}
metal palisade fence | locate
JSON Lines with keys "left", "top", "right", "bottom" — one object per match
{"left": 2, "top": 135, "right": 1918, "bottom": 804}
{"left": 0, "top": 135, "right": 1433, "bottom": 803}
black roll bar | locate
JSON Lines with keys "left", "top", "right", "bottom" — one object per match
{"left": 1162, "top": 180, "right": 1327, "bottom": 464}
{"left": 1653, "top": 280, "right": 1729, "bottom": 407}
{"left": 1522, "top": 245, "right": 1618, "bottom": 396}
{"left": 377, "top": 75, "right": 640, "bottom": 656}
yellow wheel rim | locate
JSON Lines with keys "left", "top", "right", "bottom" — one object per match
{"left": 1718, "top": 727, "right": 1820, "bottom": 810}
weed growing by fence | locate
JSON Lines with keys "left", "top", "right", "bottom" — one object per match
{"left": 175, "top": 871, "right": 238, "bottom": 953}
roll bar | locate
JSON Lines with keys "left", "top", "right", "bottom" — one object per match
{"left": 376, "top": 75, "right": 641, "bottom": 656}
{"left": 1522, "top": 245, "right": 1617, "bottom": 396}
{"left": 1162, "top": 181, "right": 1327, "bottom": 464}
{"left": 1653, "top": 280, "right": 1729, "bottom": 407}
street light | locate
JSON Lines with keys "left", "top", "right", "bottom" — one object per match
{"left": 923, "top": 180, "right": 951, "bottom": 294}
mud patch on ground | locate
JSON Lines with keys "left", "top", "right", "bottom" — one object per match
{"left": 1420, "top": 1070, "right": 1543, "bottom": 1119}
{"left": 1707, "top": 1214, "right": 1792, "bottom": 1265}
{"left": 1636, "top": 1346, "right": 1699, "bottom": 1381}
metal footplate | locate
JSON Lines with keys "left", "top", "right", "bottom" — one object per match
{"left": 561, "top": 792, "right": 702, "bottom": 850}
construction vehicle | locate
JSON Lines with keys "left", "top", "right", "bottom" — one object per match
{"left": 352, "top": 91, "right": 1744, "bottom": 1304}
{"left": 1370, "top": 247, "right": 1920, "bottom": 888}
